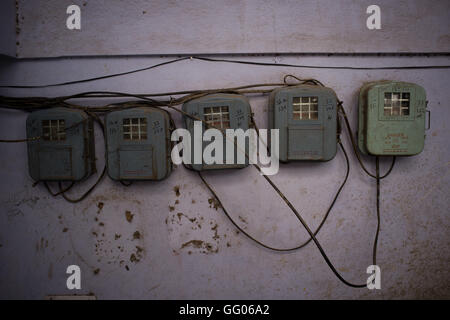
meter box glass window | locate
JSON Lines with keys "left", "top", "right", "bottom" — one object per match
{"left": 269, "top": 85, "right": 338, "bottom": 162}
{"left": 105, "top": 106, "right": 173, "bottom": 181}
{"left": 358, "top": 81, "right": 427, "bottom": 156}
{"left": 26, "top": 107, "right": 96, "bottom": 181}
{"left": 182, "top": 94, "right": 252, "bottom": 171}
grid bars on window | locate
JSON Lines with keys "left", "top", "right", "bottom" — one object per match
{"left": 42, "top": 119, "right": 66, "bottom": 141}
{"left": 123, "top": 117, "right": 147, "bottom": 140}
{"left": 384, "top": 92, "right": 410, "bottom": 116}
{"left": 292, "top": 97, "right": 319, "bottom": 120}
{"left": 204, "top": 106, "right": 230, "bottom": 129}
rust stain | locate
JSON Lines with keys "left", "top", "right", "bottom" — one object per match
{"left": 97, "top": 202, "right": 104, "bottom": 214}
{"left": 133, "top": 231, "right": 141, "bottom": 240}
{"left": 173, "top": 185, "right": 181, "bottom": 197}
{"left": 181, "top": 240, "right": 204, "bottom": 249}
{"left": 211, "top": 224, "right": 220, "bottom": 240}
{"left": 125, "top": 210, "right": 134, "bottom": 223}
{"left": 180, "top": 239, "right": 219, "bottom": 254}
{"left": 208, "top": 197, "right": 221, "bottom": 210}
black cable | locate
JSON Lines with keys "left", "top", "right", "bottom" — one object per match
{"left": 44, "top": 181, "right": 75, "bottom": 196}
{"left": 196, "top": 140, "right": 350, "bottom": 252}
{"left": 0, "top": 137, "right": 40, "bottom": 143}
{"left": 338, "top": 102, "right": 396, "bottom": 179}
{"left": 256, "top": 164, "right": 366, "bottom": 287}
{"left": 58, "top": 112, "right": 106, "bottom": 203}
{"left": 0, "top": 57, "right": 191, "bottom": 89}
{"left": 192, "top": 56, "right": 450, "bottom": 70}
{"left": 1, "top": 55, "right": 449, "bottom": 89}
{"left": 0, "top": 116, "right": 89, "bottom": 143}
{"left": 373, "top": 156, "right": 381, "bottom": 266}
{"left": 203, "top": 107, "right": 349, "bottom": 252}
{"left": 283, "top": 74, "right": 325, "bottom": 87}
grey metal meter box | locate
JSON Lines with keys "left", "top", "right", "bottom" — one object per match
{"left": 269, "top": 85, "right": 338, "bottom": 162}
{"left": 358, "top": 81, "right": 427, "bottom": 156}
{"left": 26, "top": 107, "right": 96, "bottom": 181}
{"left": 182, "top": 94, "right": 252, "bottom": 171}
{"left": 105, "top": 106, "right": 173, "bottom": 181}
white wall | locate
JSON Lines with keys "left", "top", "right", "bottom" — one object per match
{"left": 12, "top": 0, "right": 450, "bottom": 57}
{"left": 0, "top": 0, "right": 449, "bottom": 300}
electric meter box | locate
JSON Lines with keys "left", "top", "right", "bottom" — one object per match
{"left": 269, "top": 84, "right": 338, "bottom": 162}
{"left": 358, "top": 81, "right": 427, "bottom": 156}
{"left": 26, "top": 107, "right": 96, "bottom": 181}
{"left": 105, "top": 106, "right": 173, "bottom": 181}
{"left": 182, "top": 94, "right": 252, "bottom": 171}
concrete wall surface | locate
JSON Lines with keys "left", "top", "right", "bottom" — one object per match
{"left": 7, "top": 0, "right": 450, "bottom": 57}
{"left": 0, "top": 0, "right": 449, "bottom": 300}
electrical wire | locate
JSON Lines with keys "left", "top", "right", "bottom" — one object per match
{"left": 373, "top": 156, "right": 381, "bottom": 266}
{"left": 338, "top": 102, "right": 396, "bottom": 179}
{"left": 0, "top": 57, "right": 191, "bottom": 89}
{"left": 255, "top": 161, "right": 366, "bottom": 287}
{"left": 1, "top": 56, "right": 449, "bottom": 90}
{"left": 0, "top": 115, "right": 90, "bottom": 143}
{"left": 196, "top": 140, "right": 350, "bottom": 252}
{"left": 0, "top": 136, "right": 40, "bottom": 143}
{"left": 57, "top": 112, "right": 106, "bottom": 203}
{"left": 44, "top": 181, "right": 75, "bottom": 196}
{"left": 198, "top": 102, "right": 349, "bottom": 252}
{"left": 193, "top": 56, "right": 450, "bottom": 70}
{"left": 0, "top": 82, "right": 291, "bottom": 114}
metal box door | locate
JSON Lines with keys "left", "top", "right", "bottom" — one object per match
{"left": 358, "top": 81, "right": 427, "bottom": 156}
{"left": 182, "top": 94, "right": 252, "bottom": 171}
{"left": 269, "top": 85, "right": 337, "bottom": 161}
{"left": 105, "top": 106, "right": 172, "bottom": 181}
{"left": 26, "top": 107, "right": 96, "bottom": 181}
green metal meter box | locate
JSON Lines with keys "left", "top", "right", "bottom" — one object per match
{"left": 358, "top": 81, "right": 427, "bottom": 156}
{"left": 269, "top": 85, "right": 338, "bottom": 162}
{"left": 26, "top": 107, "right": 96, "bottom": 181}
{"left": 105, "top": 106, "right": 173, "bottom": 181}
{"left": 182, "top": 94, "right": 252, "bottom": 171}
